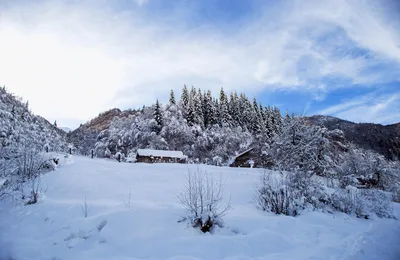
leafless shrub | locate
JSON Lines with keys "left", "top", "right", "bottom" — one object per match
{"left": 257, "top": 172, "right": 302, "bottom": 216}
{"left": 25, "top": 176, "right": 44, "bottom": 205}
{"left": 177, "top": 168, "right": 231, "bottom": 233}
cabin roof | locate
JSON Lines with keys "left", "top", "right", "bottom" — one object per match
{"left": 136, "top": 149, "right": 187, "bottom": 159}
{"left": 234, "top": 148, "right": 255, "bottom": 159}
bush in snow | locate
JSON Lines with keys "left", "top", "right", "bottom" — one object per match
{"left": 0, "top": 147, "right": 53, "bottom": 204}
{"left": 257, "top": 172, "right": 303, "bottom": 216}
{"left": 212, "top": 156, "right": 223, "bottom": 166}
{"left": 17, "top": 150, "right": 52, "bottom": 205}
{"left": 178, "top": 168, "right": 231, "bottom": 233}
{"left": 257, "top": 171, "right": 332, "bottom": 216}
{"left": 330, "top": 187, "right": 394, "bottom": 219}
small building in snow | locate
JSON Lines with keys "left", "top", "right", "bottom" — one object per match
{"left": 229, "top": 148, "right": 273, "bottom": 168}
{"left": 229, "top": 148, "right": 257, "bottom": 168}
{"left": 135, "top": 149, "right": 187, "bottom": 164}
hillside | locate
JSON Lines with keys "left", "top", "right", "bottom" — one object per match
{"left": 67, "top": 108, "right": 138, "bottom": 155}
{"left": 306, "top": 115, "right": 400, "bottom": 160}
{"left": 1, "top": 156, "right": 399, "bottom": 260}
{"left": 0, "top": 87, "right": 68, "bottom": 152}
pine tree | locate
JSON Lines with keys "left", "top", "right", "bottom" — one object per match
{"left": 264, "top": 106, "right": 273, "bottom": 139}
{"left": 219, "top": 88, "right": 231, "bottom": 127}
{"left": 203, "top": 90, "right": 215, "bottom": 128}
{"left": 272, "top": 107, "right": 283, "bottom": 134}
{"left": 193, "top": 88, "right": 204, "bottom": 127}
{"left": 285, "top": 110, "right": 291, "bottom": 121}
{"left": 181, "top": 85, "right": 189, "bottom": 108}
{"left": 190, "top": 86, "right": 197, "bottom": 101}
{"left": 248, "top": 98, "right": 261, "bottom": 135}
{"left": 229, "top": 92, "right": 239, "bottom": 127}
{"left": 259, "top": 103, "right": 266, "bottom": 122}
{"left": 54, "top": 120, "right": 57, "bottom": 127}
{"left": 186, "top": 97, "right": 195, "bottom": 126}
{"left": 169, "top": 89, "right": 176, "bottom": 106}
{"left": 213, "top": 98, "right": 220, "bottom": 126}
{"left": 253, "top": 97, "right": 259, "bottom": 115}
{"left": 153, "top": 99, "right": 163, "bottom": 133}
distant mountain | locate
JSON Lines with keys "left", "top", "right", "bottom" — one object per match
{"left": 59, "top": 127, "right": 72, "bottom": 133}
{"left": 67, "top": 108, "right": 138, "bottom": 155}
{"left": 306, "top": 115, "right": 400, "bottom": 160}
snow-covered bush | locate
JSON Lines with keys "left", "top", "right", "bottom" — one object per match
{"left": 115, "top": 151, "right": 123, "bottom": 162}
{"left": 17, "top": 150, "right": 52, "bottom": 205}
{"left": 257, "top": 171, "right": 333, "bottom": 216}
{"left": 212, "top": 156, "right": 223, "bottom": 166}
{"left": 178, "top": 168, "right": 231, "bottom": 233}
{"left": 330, "top": 187, "right": 394, "bottom": 219}
{"left": 0, "top": 146, "right": 54, "bottom": 204}
{"left": 257, "top": 172, "right": 303, "bottom": 216}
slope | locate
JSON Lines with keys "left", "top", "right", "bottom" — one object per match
{"left": 1, "top": 156, "right": 399, "bottom": 260}
{"left": 67, "top": 108, "right": 137, "bottom": 155}
{"left": 306, "top": 115, "right": 400, "bottom": 160}
{"left": 0, "top": 87, "right": 68, "bottom": 152}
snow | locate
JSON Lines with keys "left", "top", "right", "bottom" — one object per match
{"left": 136, "top": 149, "right": 187, "bottom": 159}
{"left": 0, "top": 178, "right": 6, "bottom": 186}
{"left": 1, "top": 156, "right": 400, "bottom": 260}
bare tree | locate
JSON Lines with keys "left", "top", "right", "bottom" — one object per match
{"left": 178, "top": 168, "right": 231, "bottom": 233}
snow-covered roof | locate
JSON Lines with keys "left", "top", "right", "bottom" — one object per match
{"left": 136, "top": 149, "right": 187, "bottom": 159}
{"left": 234, "top": 148, "right": 255, "bottom": 159}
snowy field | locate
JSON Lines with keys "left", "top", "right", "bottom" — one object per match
{"left": 1, "top": 155, "right": 400, "bottom": 260}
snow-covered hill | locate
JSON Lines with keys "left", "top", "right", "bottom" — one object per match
{"left": 0, "top": 87, "right": 68, "bottom": 152}
{"left": 1, "top": 156, "right": 399, "bottom": 260}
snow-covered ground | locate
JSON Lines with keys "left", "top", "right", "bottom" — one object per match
{"left": 1, "top": 156, "right": 399, "bottom": 260}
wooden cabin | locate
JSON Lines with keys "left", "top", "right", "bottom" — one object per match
{"left": 229, "top": 148, "right": 274, "bottom": 168}
{"left": 229, "top": 148, "right": 257, "bottom": 168}
{"left": 135, "top": 149, "right": 187, "bottom": 164}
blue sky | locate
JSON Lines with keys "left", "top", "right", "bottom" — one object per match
{"left": 0, "top": 0, "right": 399, "bottom": 128}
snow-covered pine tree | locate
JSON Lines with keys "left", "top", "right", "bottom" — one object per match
{"left": 169, "top": 89, "right": 176, "bottom": 106}
{"left": 190, "top": 86, "right": 197, "bottom": 101}
{"left": 272, "top": 107, "right": 282, "bottom": 134}
{"left": 264, "top": 106, "right": 273, "bottom": 139}
{"left": 204, "top": 92, "right": 218, "bottom": 127}
{"left": 153, "top": 99, "right": 163, "bottom": 133}
{"left": 186, "top": 97, "right": 195, "bottom": 127}
{"left": 181, "top": 85, "right": 189, "bottom": 109}
{"left": 229, "top": 92, "right": 240, "bottom": 127}
{"left": 194, "top": 88, "right": 204, "bottom": 127}
{"left": 219, "top": 88, "right": 231, "bottom": 127}
{"left": 248, "top": 98, "right": 261, "bottom": 135}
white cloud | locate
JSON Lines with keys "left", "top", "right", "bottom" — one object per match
{"left": 0, "top": 0, "right": 399, "bottom": 127}
{"left": 317, "top": 92, "right": 400, "bottom": 125}
{"left": 135, "top": 0, "right": 149, "bottom": 6}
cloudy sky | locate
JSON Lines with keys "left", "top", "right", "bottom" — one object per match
{"left": 0, "top": 0, "right": 399, "bottom": 129}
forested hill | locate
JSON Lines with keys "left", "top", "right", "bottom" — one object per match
{"left": 67, "top": 86, "right": 399, "bottom": 165}
{"left": 0, "top": 87, "right": 68, "bottom": 152}
{"left": 68, "top": 108, "right": 138, "bottom": 155}
{"left": 306, "top": 115, "right": 400, "bottom": 160}
{"left": 67, "top": 86, "right": 282, "bottom": 162}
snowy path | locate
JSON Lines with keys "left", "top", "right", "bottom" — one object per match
{"left": 1, "top": 156, "right": 399, "bottom": 260}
